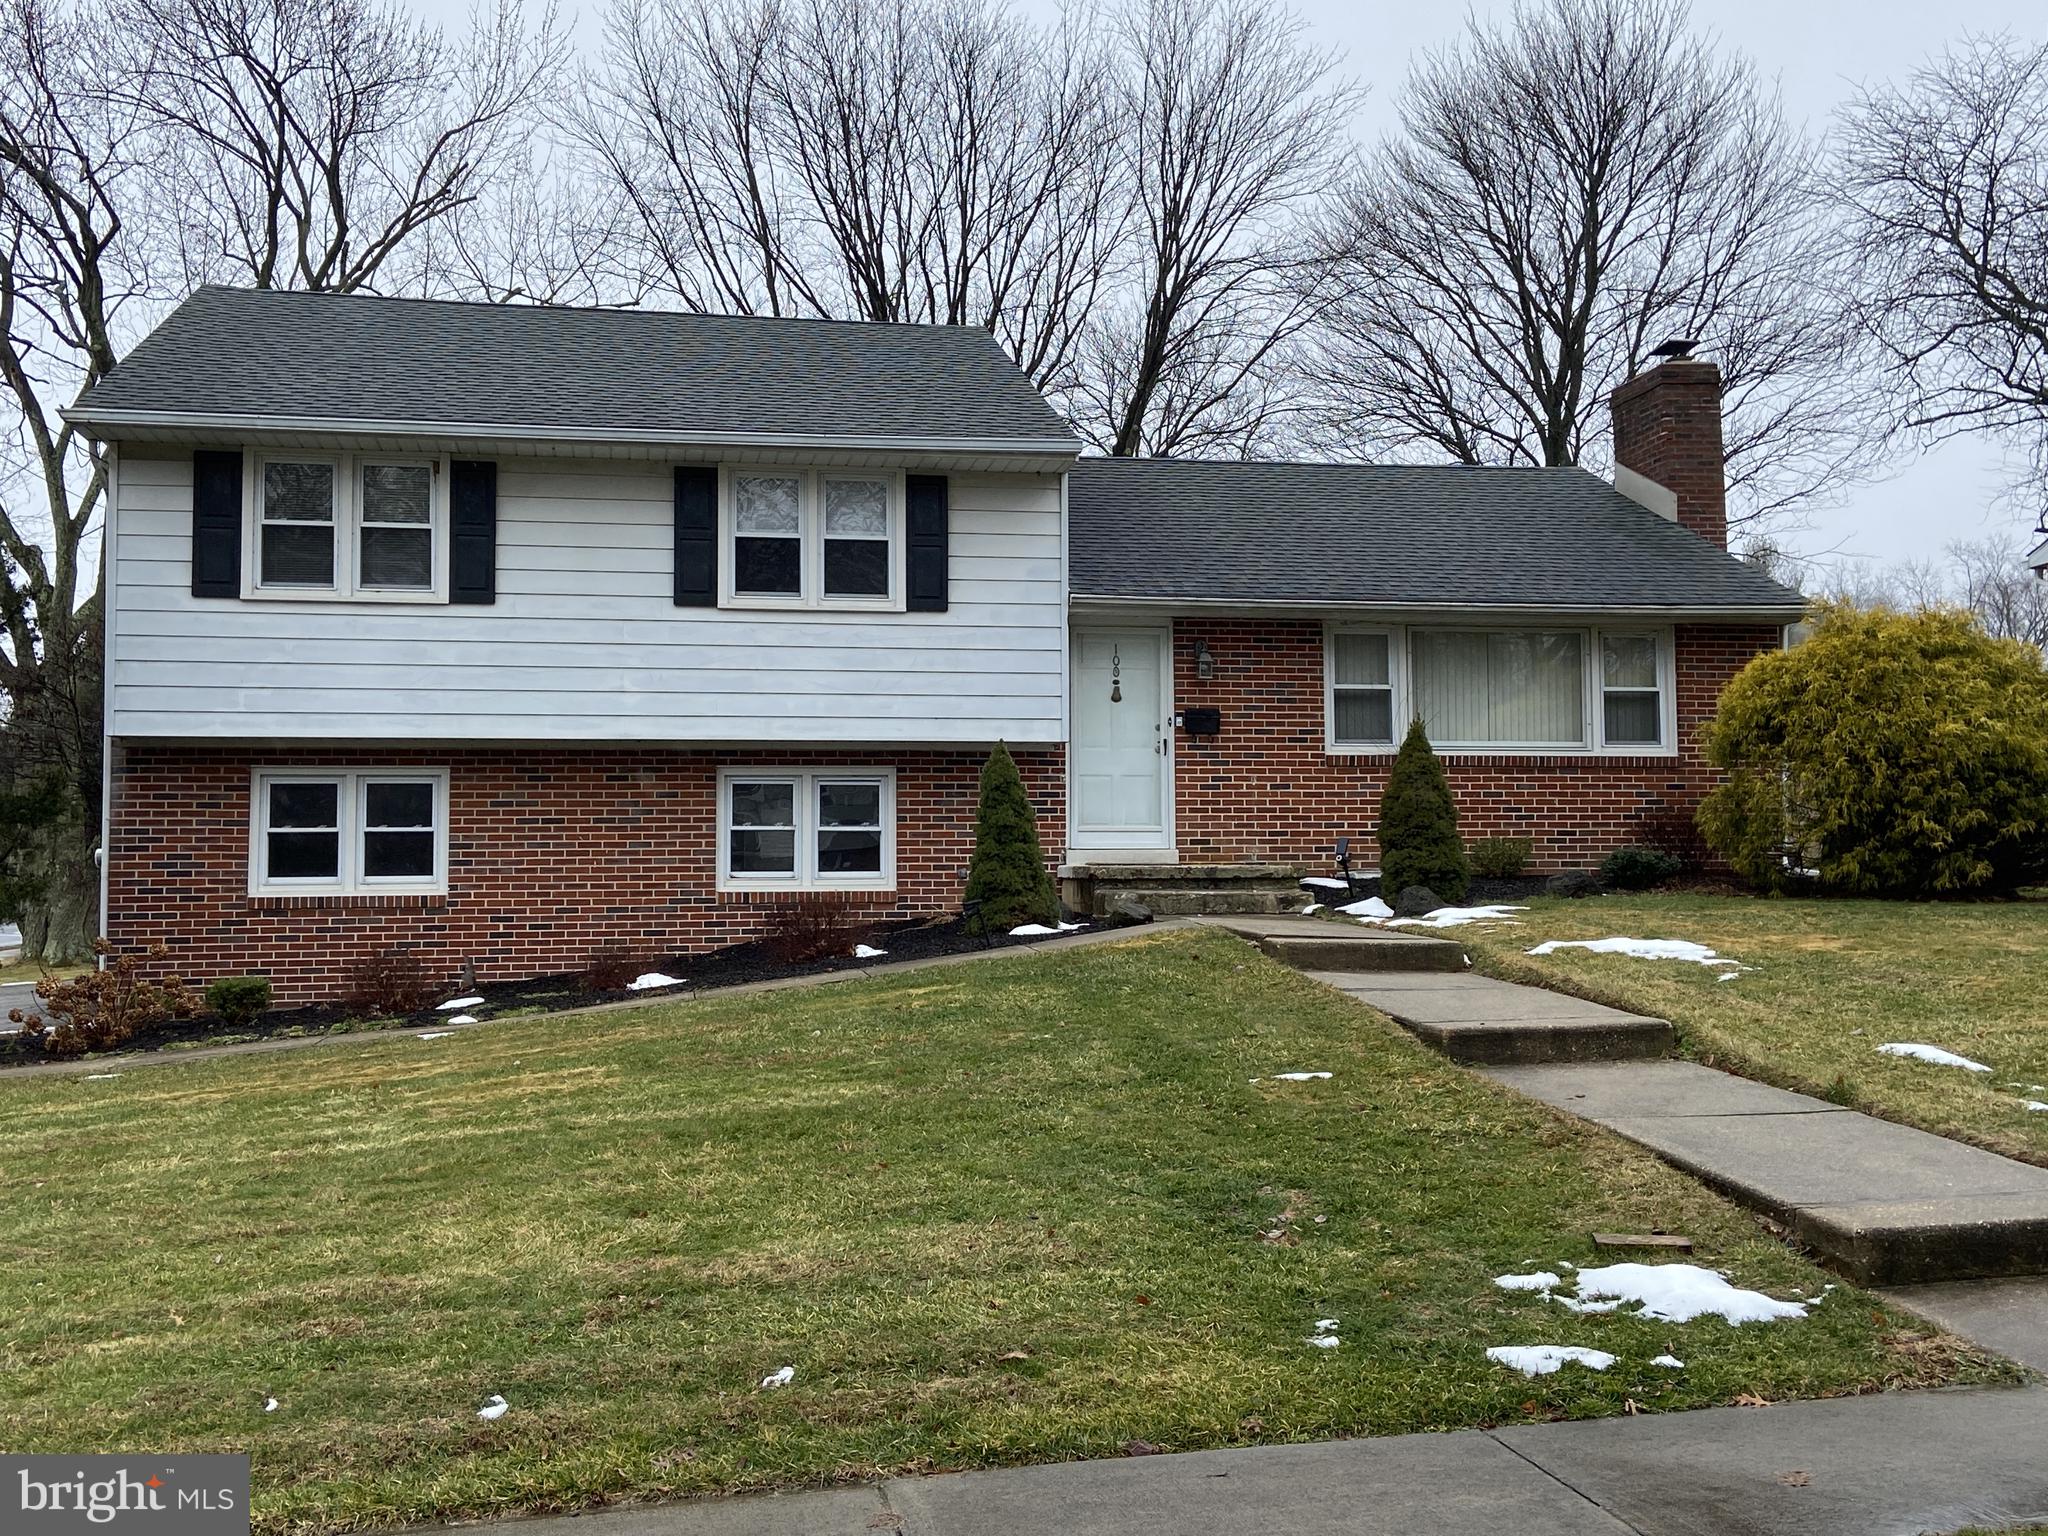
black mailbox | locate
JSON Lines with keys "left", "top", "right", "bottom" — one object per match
{"left": 1180, "top": 707, "right": 1222, "bottom": 737}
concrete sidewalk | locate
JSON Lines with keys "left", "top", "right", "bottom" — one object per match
{"left": 421, "top": 1384, "right": 2048, "bottom": 1536}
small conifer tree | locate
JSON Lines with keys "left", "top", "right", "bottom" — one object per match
{"left": 965, "top": 743, "right": 1059, "bottom": 928}
{"left": 1377, "top": 718, "right": 1469, "bottom": 902}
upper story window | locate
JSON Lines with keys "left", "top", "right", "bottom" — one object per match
{"left": 1326, "top": 625, "right": 1673, "bottom": 755}
{"left": 723, "top": 468, "right": 903, "bottom": 610}
{"left": 248, "top": 453, "right": 446, "bottom": 602}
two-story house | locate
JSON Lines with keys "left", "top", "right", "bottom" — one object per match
{"left": 72, "top": 287, "right": 1803, "bottom": 1001}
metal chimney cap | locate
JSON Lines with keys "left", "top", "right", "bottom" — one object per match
{"left": 1652, "top": 337, "right": 1700, "bottom": 359}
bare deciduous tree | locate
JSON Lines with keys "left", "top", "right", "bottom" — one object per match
{"left": 1835, "top": 36, "right": 2048, "bottom": 528}
{"left": 573, "top": 0, "right": 1124, "bottom": 396}
{"left": 1069, "top": 0, "right": 1357, "bottom": 457}
{"left": 0, "top": 0, "right": 154, "bottom": 958}
{"left": 113, "top": 0, "right": 563, "bottom": 295}
{"left": 1304, "top": 0, "right": 1863, "bottom": 534}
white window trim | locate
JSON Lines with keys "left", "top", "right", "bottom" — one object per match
{"left": 717, "top": 466, "right": 907, "bottom": 613}
{"left": 249, "top": 767, "right": 450, "bottom": 896}
{"left": 241, "top": 452, "right": 451, "bottom": 603}
{"left": 1324, "top": 624, "right": 1676, "bottom": 757}
{"left": 716, "top": 766, "right": 897, "bottom": 892}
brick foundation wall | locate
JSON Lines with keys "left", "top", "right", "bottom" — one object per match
{"left": 1168, "top": 619, "right": 1778, "bottom": 870}
{"left": 106, "top": 743, "right": 1064, "bottom": 1004}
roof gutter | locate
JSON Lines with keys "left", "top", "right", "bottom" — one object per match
{"left": 1069, "top": 592, "right": 1807, "bottom": 623}
{"left": 60, "top": 404, "right": 1084, "bottom": 459}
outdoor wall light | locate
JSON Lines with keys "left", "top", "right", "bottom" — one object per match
{"left": 1195, "top": 640, "right": 1216, "bottom": 680}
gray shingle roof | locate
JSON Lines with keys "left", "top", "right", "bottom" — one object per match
{"left": 73, "top": 286, "right": 1078, "bottom": 447}
{"left": 1068, "top": 457, "right": 1803, "bottom": 613}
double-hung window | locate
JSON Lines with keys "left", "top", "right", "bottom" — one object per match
{"left": 248, "top": 453, "right": 446, "bottom": 600}
{"left": 723, "top": 468, "right": 903, "bottom": 609}
{"left": 1326, "top": 626, "right": 1672, "bottom": 754}
{"left": 1329, "top": 630, "right": 1397, "bottom": 748}
{"left": 252, "top": 769, "right": 449, "bottom": 894}
{"left": 718, "top": 768, "right": 895, "bottom": 890}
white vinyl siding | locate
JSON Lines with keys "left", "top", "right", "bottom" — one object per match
{"left": 1326, "top": 624, "right": 1674, "bottom": 755}
{"left": 111, "top": 455, "right": 1064, "bottom": 744}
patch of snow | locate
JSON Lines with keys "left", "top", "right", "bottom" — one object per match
{"left": 760, "top": 1365, "right": 795, "bottom": 1389}
{"left": 1374, "top": 904, "right": 1526, "bottom": 929}
{"left": 264, "top": 1396, "right": 279, "bottom": 1412}
{"left": 1010, "top": 921, "right": 1086, "bottom": 936}
{"left": 1571, "top": 1263, "right": 1808, "bottom": 1325}
{"left": 1301, "top": 876, "right": 1354, "bottom": 890}
{"left": 627, "top": 972, "right": 686, "bottom": 991}
{"left": 1300, "top": 904, "right": 1322, "bottom": 915}
{"left": 2026, "top": 1102, "right": 2048, "bottom": 1114}
{"left": 1715, "top": 972, "right": 1741, "bottom": 982}
{"left": 1527, "top": 937, "right": 1747, "bottom": 972}
{"left": 1877, "top": 1042, "right": 1991, "bottom": 1073}
{"left": 477, "top": 1394, "right": 509, "bottom": 1420}
{"left": 1313, "top": 1318, "right": 1339, "bottom": 1332}
{"left": 444, "top": 1015, "right": 479, "bottom": 1026}
{"left": 416, "top": 1032, "right": 454, "bottom": 1041}
{"left": 1486, "top": 1345, "right": 1616, "bottom": 1377}
{"left": 852, "top": 944, "right": 887, "bottom": 959}
{"left": 438, "top": 995, "right": 485, "bottom": 1011}
{"left": 1650, "top": 1355, "right": 1685, "bottom": 1369}
{"left": 83, "top": 1072, "right": 121, "bottom": 1080}
{"left": 1304, "top": 1334, "right": 1341, "bottom": 1348}
{"left": 1340, "top": 895, "right": 1394, "bottom": 918}
{"left": 1270, "top": 1071, "right": 1333, "bottom": 1081}
{"left": 1492, "top": 1262, "right": 1808, "bottom": 1326}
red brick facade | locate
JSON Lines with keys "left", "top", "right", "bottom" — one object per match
{"left": 106, "top": 743, "right": 1063, "bottom": 1003}
{"left": 1167, "top": 618, "right": 1779, "bottom": 870}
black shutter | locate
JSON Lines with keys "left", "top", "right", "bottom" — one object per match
{"left": 450, "top": 460, "right": 497, "bottom": 604}
{"left": 191, "top": 449, "right": 243, "bottom": 598}
{"left": 906, "top": 474, "right": 949, "bottom": 612}
{"left": 674, "top": 465, "right": 717, "bottom": 606}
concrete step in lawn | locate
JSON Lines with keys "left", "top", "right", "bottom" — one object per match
{"left": 1488, "top": 1059, "right": 2048, "bottom": 1286}
{"left": 1312, "top": 971, "right": 1674, "bottom": 1064}
{"left": 1189, "top": 915, "right": 1468, "bottom": 974}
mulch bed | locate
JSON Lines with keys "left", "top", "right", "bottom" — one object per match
{"left": 0, "top": 913, "right": 1095, "bottom": 1067}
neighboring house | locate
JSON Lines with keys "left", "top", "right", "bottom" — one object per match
{"left": 71, "top": 288, "right": 1802, "bottom": 1001}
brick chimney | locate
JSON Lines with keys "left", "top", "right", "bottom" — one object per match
{"left": 1609, "top": 343, "right": 1727, "bottom": 547}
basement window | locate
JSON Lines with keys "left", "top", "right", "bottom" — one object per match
{"left": 251, "top": 769, "right": 448, "bottom": 895}
{"left": 718, "top": 768, "right": 895, "bottom": 891}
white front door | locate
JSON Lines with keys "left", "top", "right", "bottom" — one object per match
{"left": 1070, "top": 629, "right": 1172, "bottom": 851}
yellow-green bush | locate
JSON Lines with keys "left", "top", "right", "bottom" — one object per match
{"left": 1699, "top": 603, "right": 2048, "bottom": 896}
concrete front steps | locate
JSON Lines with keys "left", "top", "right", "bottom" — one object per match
{"left": 1061, "top": 862, "right": 1307, "bottom": 920}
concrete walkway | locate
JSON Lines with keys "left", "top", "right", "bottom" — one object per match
{"left": 1490, "top": 1060, "right": 2048, "bottom": 1285}
{"left": 420, "top": 1384, "right": 2048, "bottom": 1536}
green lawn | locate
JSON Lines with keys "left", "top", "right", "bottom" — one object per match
{"left": 0, "top": 929, "right": 2011, "bottom": 1533}
{"left": 1460, "top": 894, "right": 2048, "bottom": 1162}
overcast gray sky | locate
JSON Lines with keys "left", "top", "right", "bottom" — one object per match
{"left": 448, "top": 0, "right": 2046, "bottom": 571}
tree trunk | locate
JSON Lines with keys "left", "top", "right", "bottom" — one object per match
{"left": 16, "top": 819, "right": 99, "bottom": 964}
